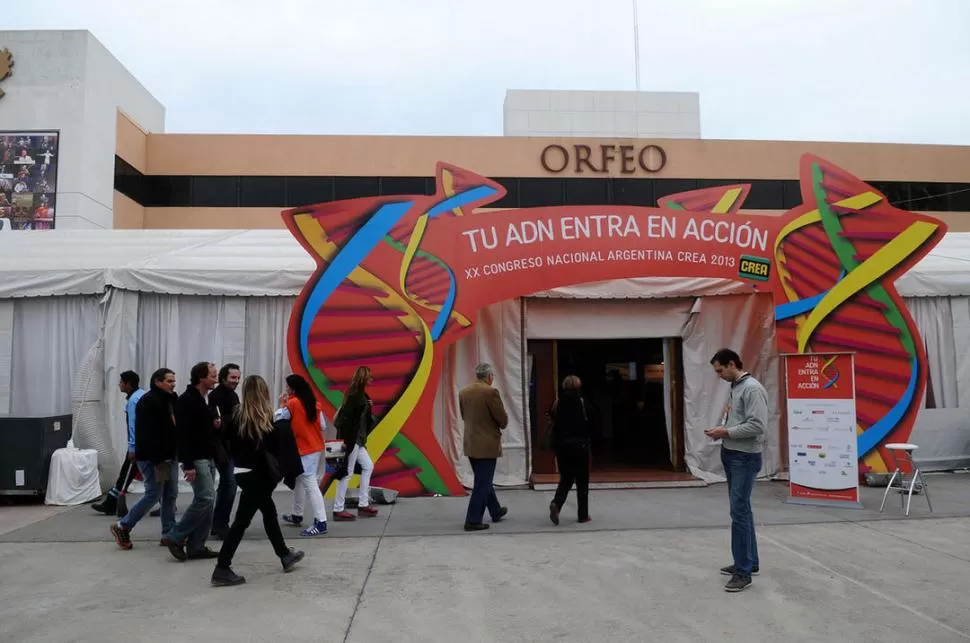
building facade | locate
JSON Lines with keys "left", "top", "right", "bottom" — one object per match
{"left": 0, "top": 30, "right": 164, "bottom": 230}
{"left": 113, "top": 119, "right": 970, "bottom": 233}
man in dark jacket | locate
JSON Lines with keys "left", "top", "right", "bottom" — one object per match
{"left": 110, "top": 368, "right": 179, "bottom": 551}
{"left": 208, "top": 363, "right": 241, "bottom": 539}
{"left": 162, "top": 361, "right": 220, "bottom": 562}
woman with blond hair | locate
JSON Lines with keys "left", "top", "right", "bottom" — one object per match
{"left": 211, "top": 375, "right": 305, "bottom": 587}
{"left": 332, "top": 366, "right": 379, "bottom": 521}
{"left": 547, "top": 375, "right": 593, "bottom": 526}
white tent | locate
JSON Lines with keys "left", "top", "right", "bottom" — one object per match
{"left": 0, "top": 229, "right": 966, "bottom": 488}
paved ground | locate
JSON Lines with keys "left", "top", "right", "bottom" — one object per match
{"left": 1, "top": 474, "right": 969, "bottom": 642}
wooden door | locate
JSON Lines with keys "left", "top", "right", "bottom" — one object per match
{"left": 666, "top": 338, "right": 687, "bottom": 472}
{"left": 529, "top": 339, "right": 558, "bottom": 475}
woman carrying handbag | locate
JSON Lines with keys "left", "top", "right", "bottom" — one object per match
{"left": 546, "top": 375, "right": 593, "bottom": 526}
{"left": 211, "top": 375, "right": 306, "bottom": 587}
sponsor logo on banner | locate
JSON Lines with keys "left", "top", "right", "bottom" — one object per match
{"left": 738, "top": 255, "right": 771, "bottom": 282}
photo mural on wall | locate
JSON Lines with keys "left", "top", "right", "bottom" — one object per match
{"left": 282, "top": 154, "right": 946, "bottom": 497}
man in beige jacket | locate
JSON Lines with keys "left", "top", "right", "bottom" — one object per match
{"left": 459, "top": 363, "right": 509, "bottom": 531}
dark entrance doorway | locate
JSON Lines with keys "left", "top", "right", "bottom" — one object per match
{"left": 529, "top": 337, "right": 688, "bottom": 483}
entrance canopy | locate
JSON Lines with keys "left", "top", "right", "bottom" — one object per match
{"left": 0, "top": 228, "right": 967, "bottom": 299}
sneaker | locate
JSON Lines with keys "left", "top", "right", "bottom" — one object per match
{"left": 333, "top": 510, "right": 356, "bottom": 521}
{"left": 93, "top": 494, "right": 118, "bottom": 516}
{"left": 186, "top": 547, "right": 219, "bottom": 560}
{"left": 549, "top": 502, "right": 560, "bottom": 526}
{"left": 211, "top": 566, "right": 246, "bottom": 587}
{"left": 281, "top": 514, "right": 303, "bottom": 527}
{"left": 720, "top": 564, "right": 759, "bottom": 576}
{"left": 110, "top": 523, "right": 133, "bottom": 550}
{"left": 281, "top": 549, "right": 305, "bottom": 572}
{"left": 161, "top": 536, "right": 187, "bottom": 562}
{"left": 724, "top": 574, "right": 752, "bottom": 592}
{"left": 301, "top": 520, "right": 328, "bottom": 537}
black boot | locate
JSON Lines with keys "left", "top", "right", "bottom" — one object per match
{"left": 281, "top": 549, "right": 305, "bottom": 572}
{"left": 92, "top": 493, "right": 118, "bottom": 515}
{"left": 211, "top": 566, "right": 246, "bottom": 587}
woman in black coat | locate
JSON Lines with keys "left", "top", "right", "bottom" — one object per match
{"left": 332, "top": 366, "right": 379, "bottom": 521}
{"left": 547, "top": 375, "right": 593, "bottom": 525}
{"left": 211, "top": 375, "right": 305, "bottom": 587}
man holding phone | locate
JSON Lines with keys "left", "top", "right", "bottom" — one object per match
{"left": 706, "top": 349, "right": 768, "bottom": 593}
{"left": 208, "top": 363, "right": 241, "bottom": 539}
{"left": 162, "top": 362, "right": 221, "bottom": 562}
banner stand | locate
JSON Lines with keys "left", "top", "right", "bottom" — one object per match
{"left": 782, "top": 352, "right": 864, "bottom": 510}
{"left": 784, "top": 496, "right": 863, "bottom": 509}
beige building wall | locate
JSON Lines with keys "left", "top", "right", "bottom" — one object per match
{"left": 112, "top": 192, "right": 144, "bottom": 229}
{"left": 112, "top": 133, "right": 970, "bottom": 231}
{"left": 116, "top": 111, "right": 150, "bottom": 172}
{"left": 142, "top": 134, "right": 970, "bottom": 182}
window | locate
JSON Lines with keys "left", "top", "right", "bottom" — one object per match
{"left": 143, "top": 176, "right": 191, "bottom": 207}
{"left": 948, "top": 183, "right": 970, "bottom": 212}
{"left": 743, "top": 180, "right": 785, "bottom": 210}
{"left": 565, "top": 179, "right": 609, "bottom": 206}
{"left": 192, "top": 176, "right": 238, "bottom": 207}
{"left": 518, "top": 179, "right": 564, "bottom": 207}
{"left": 907, "top": 182, "right": 950, "bottom": 211}
{"left": 654, "top": 179, "right": 698, "bottom": 201}
{"left": 240, "top": 176, "right": 286, "bottom": 207}
{"left": 490, "top": 178, "right": 519, "bottom": 209}
{"left": 870, "top": 182, "right": 910, "bottom": 207}
{"left": 334, "top": 177, "right": 380, "bottom": 200}
{"left": 109, "top": 156, "right": 970, "bottom": 217}
{"left": 380, "top": 177, "right": 432, "bottom": 197}
{"left": 286, "top": 177, "right": 334, "bottom": 207}
{"left": 612, "top": 178, "right": 653, "bottom": 206}
{"left": 781, "top": 181, "right": 803, "bottom": 209}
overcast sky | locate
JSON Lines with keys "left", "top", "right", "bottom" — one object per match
{"left": 4, "top": 0, "right": 968, "bottom": 144}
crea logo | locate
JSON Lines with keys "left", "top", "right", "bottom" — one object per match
{"left": 738, "top": 255, "right": 771, "bottom": 282}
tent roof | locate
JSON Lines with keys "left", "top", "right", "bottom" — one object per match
{"left": 0, "top": 228, "right": 966, "bottom": 299}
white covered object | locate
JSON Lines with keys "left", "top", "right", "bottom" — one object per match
{"left": 45, "top": 443, "right": 102, "bottom": 506}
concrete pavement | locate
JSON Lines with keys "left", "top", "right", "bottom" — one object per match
{"left": 1, "top": 474, "right": 969, "bottom": 642}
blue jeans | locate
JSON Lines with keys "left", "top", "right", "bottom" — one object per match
{"left": 168, "top": 459, "right": 216, "bottom": 554}
{"left": 212, "top": 458, "right": 237, "bottom": 531}
{"left": 465, "top": 457, "right": 501, "bottom": 525}
{"left": 722, "top": 447, "right": 762, "bottom": 577}
{"left": 119, "top": 460, "right": 178, "bottom": 536}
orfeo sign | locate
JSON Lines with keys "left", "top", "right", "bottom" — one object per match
{"left": 540, "top": 143, "right": 667, "bottom": 174}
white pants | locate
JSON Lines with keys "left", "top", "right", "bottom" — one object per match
{"left": 333, "top": 444, "right": 373, "bottom": 511}
{"left": 292, "top": 451, "right": 327, "bottom": 523}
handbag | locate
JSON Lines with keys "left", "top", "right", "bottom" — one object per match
{"left": 542, "top": 400, "right": 559, "bottom": 450}
{"left": 542, "top": 397, "right": 587, "bottom": 450}
{"left": 265, "top": 450, "right": 283, "bottom": 485}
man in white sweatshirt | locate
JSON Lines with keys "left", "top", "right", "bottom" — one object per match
{"left": 705, "top": 348, "right": 768, "bottom": 593}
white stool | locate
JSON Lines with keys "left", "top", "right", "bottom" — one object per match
{"left": 879, "top": 443, "right": 933, "bottom": 516}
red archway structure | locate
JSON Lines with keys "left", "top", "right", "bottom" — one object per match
{"left": 282, "top": 154, "right": 946, "bottom": 496}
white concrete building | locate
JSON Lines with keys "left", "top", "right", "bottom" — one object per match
{"left": 503, "top": 89, "right": 700, "bottom": 139}
{"left": 0, "top": 30, "right": 164, "bottom": 230}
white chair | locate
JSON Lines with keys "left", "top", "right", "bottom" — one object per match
{"left": 879, "top": 443, "right": 933, "bottom": 516}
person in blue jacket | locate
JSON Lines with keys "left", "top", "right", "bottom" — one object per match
{"left": 92, "top": 371, "right": 147, "bottom": 516}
